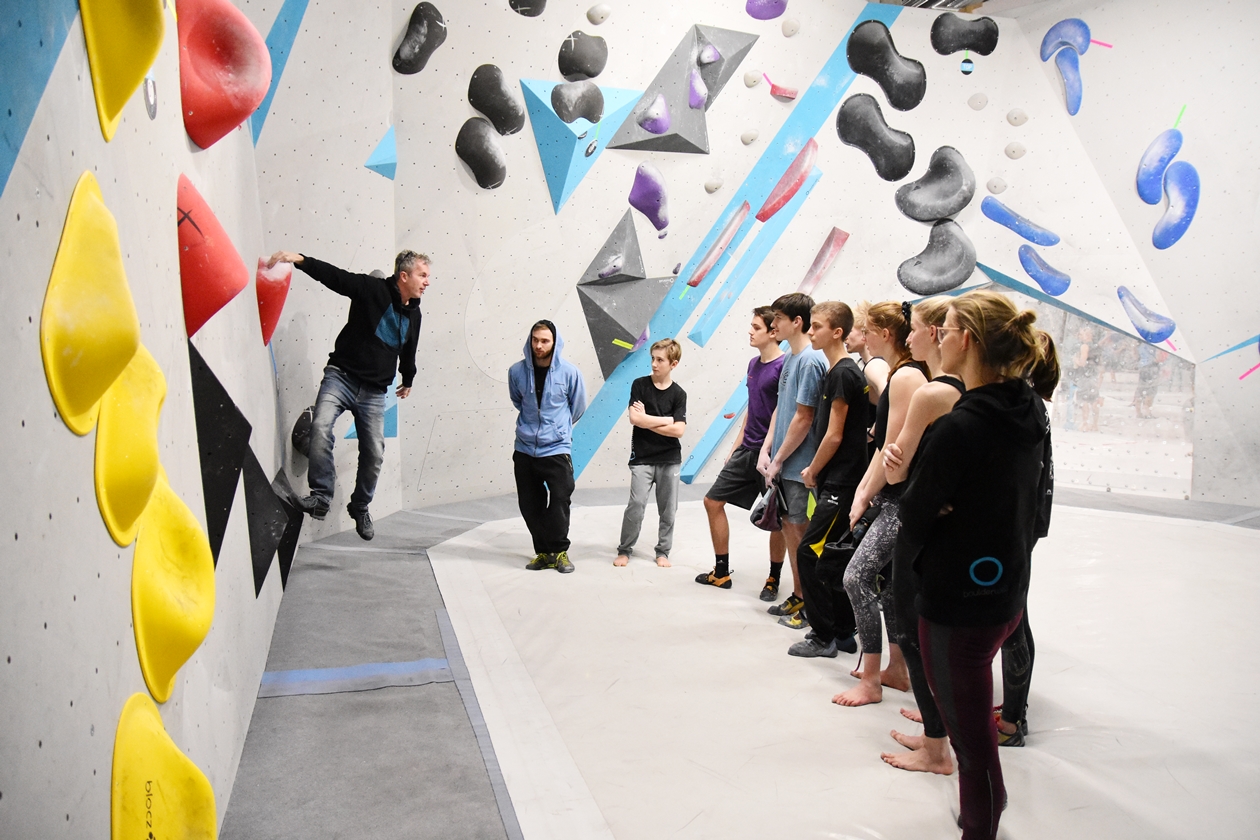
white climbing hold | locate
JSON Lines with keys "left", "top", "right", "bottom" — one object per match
{"left": 704, "top": 179, "right": 723, "bottom": 194}
{"left": 987, "top": 177, "right": 1007, "bottom": 194}
{"left": 1007, "top": 108, "right": 1028, "bottom": 126}
{"left": 586, "top": 4, "right": 611, "bottom": 25}
{"left": 968, "top": 92, "right": 988, "bottom": 111}
{"left": 740, "top": 130, "right": 759, "bottom": 145}
{"left": 782, "top": 19, "right": 800, "bottom": 37}
{"left": 1005, "top": 142, "right": 1026, "bottom": 159}
{"left": 744, "top": 71, "right": 762, "bottom": 88}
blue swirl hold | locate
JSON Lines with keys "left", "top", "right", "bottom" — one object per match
{"left": 1153, "top": 160, "right": 1199, "bottom": 249}
{"left": 981, "top": 196, "right": 1060, "bottom": 246}
{"left": 1018, "top": 245, "right": 1071, "bottom": 296}
{"left": 1136, "top": 129, "right": 1183, "bottom": 206}
{"left": 1055, "top": 47, "right": 1083, "bottom": 115}
{"left": 1040, "top": 18, "right": 1090, "bottom": 61}
{"left": 1117, "top": 285, "right": 1176, "bottom": 343}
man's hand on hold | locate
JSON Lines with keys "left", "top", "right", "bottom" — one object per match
{"left": 266, "top": 250, "right": 303, "bottom": 269}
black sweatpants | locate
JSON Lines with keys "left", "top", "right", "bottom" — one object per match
{"left": 513, "top": 451, "right": 575, "bottom": 554}
{"left": 795, "top": 485, "right": 858, "bottom": 646}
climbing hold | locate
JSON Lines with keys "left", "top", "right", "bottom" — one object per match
{"left": 688, "top": 201, "right": 750, "bottom": 287}
{"left": 1152, "top": 160, "right": 1199, "bottom": 249}
{"left": 930, "top": 12, "right": 999, "bottom": 56}
{"left": 897, "top": 220, "right": 976, "bottom": 295}
{"left": 1040, "top": 18, "right": 1090, "bottom": 61}
{"left": 797, "top": 228, "right": 850, "bottom": 296}
{"left": 847, "top": 20, "right": 926, "bottom": 111}
{"left": 111, "top": 694, "right": 217, "bottom": 839}
{"left": 509, "top": 0, "right": 545, "bottom": 16}
{"left": 455, "top": 118, "right": 507, "bottom": 189}
{"left": 757, "top": 138, "right": 817, "bottom": 222}
{"left": 628, "top": 162, "right": 669, "bottom": 232}
{"left": 746, "top": 0, "right": 787, "bottom": 21}
{"left": 836, "top": 93, "right": 915, "bottom": 182}
{"left": 744, "top": 71, "right": 762, "bottom": 88}
{"left": 81, "top": 0, "right": 165, "bottom": 141}
{"left": 689, "top": 70, "right": 709, "bottom": 109}
{"left": 704, "top": 179, "right": 723, "bottom": 194}
{"left": 143, "top": 76, "right": 158, "bottom": 120}
{"left": 393, "top": 3, "right": 447, "bottom": 74}
{"left": 177, "top": 0, "right": 272, "bottom": 149}
{"left": 672, "top": 263, "right": 681, "bottom": 275}
{"left": 586, "top": 4, "right": 611, "bottom": 25}
{"left": 469, "top": 64, "right": 526, "bottom": 135}
{"left": 559, "top": 30, "right": 608, "bottom": 81}
{"left": 636, "top": 92, "right": 671, "bottom": 134}
{"left": 741, "top": 130, "right": 759, "bottom": 145}
{"left": 782, "top": 19, "right": 800, "bottom": 38}
{"left": 987, "top": 177, "right": 1007, "bottom": 194}
{"left": 40, "top": 171, "right": 142, "bottom": 436}
{"left": 1136, "top": 128, "right": 1183, "bottom": 205}
{"left": 586, "top": 140, "right": 598, "bottom": 157}
{"left": 1054, "top": 47, "right": 1082, "bottom": 115}
{"left": 1004, "top": 141, "right": 1025, "bottom": 159}
{"left": 552, "top": 80, "right": 605, "bottom": 124}
{"left": 596, "top": 255, "right": 625, "bottom": 280}
{"left": 256, "top": 258, "right": 292, "bottom": 345}
{"left": 968, "top": 92, "right": 988, "bottom": 110}
{"left": 177, "top": 174, "right": 250, "bottom": 337}
{"left": 1007, "top": 108, "right": 1027, "bottom": 126}
{"left": 699, "top": 44, "right": 722, "bottom": 65}
{"left": 980, "top": 196, "right": 1059, "bottom": 245}
{"left": 894, "top": 146, "right": 975, "bottom": 222}
{"left": 95, "top": 346, "right": 165, "bottom": 547}
{"left": 1018, "top": 244, "right": 1071, "bottom": 296}
{"left": 767, "top": 78, "right": 798, "bottom": 100}
{"left": 1117, "top": 286, "right": 1176, "bottom": 343}
{"left": 132, "top": 469, "right": 216, "bottom": 702}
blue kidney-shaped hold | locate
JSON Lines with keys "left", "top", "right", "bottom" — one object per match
{"left": 1040, "top": 18, "right": 1090, "bottom": 61}
{"left": 1152, "top": 160, "right": 1199, "bottom": 249}
{"left": 1018, "top": 245, "right": 1071, "bottom": 296}
{"left": 1136, "top": 128, "right": 1183, "bottom": 205}
{"left": 1117, "top": 285, "right": 1176, "bottom": 343}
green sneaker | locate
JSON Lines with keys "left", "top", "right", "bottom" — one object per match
{"left": 525, "top": 553, "right": 554, "bottom": 570}
{"left": 554, "top": 551, "right": 574, "bottom": 574}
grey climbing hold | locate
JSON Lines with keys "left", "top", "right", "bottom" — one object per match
{"left": 704, "top": 179, "right": 723, "bottom": 194}
{"left": 847, "top": 20, "right": 926, "bottom": 112}
{"left": 509, "top": 0, "right": 545, "bottom": 17}
{"left": 782, "top": 19, "right": 800, "bottom": 38}
{"left": 558, "top": 30, "right": 608, "bottom": 81}
{"left": 393, "top": 3, "right": 447, "bottom": 75}
{"left": 930, "top": 12, "right": 999, "bottom": 56}
{"left": 552, "top": 80, "right": 604, "bottom": 123}
{"left": 455, "top": 117, "right": 506, "bottom": 189}
{"left": 744, "top": 71, "right": 761, "bottom": 87}
{"left": 586, "top": 4, "right": 611, "bottom": 25}
{"left": 894, "top": 146, "right": 975, "bottom": 222}
{"left": 836, "top": 93, "right": 915, "bottom": 182}
{"left": 897, "top": 220, "right": 977, "bottom": 295}
{"left": 987, "top": 177, "right": 1007, "bottom": 194}
{"left": 1007, "top": 108, "right": 1028, "bottom": 126}
{"left": 968, "top": 92, "right": 988, "bottom": 110}
{"left": 468, "top": 65, "right": 525, "bottom": 135}
{"left": 144, "top": 76, "right": 157, "bottom": 119}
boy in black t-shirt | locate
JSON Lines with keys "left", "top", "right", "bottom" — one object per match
{"left": 614, "top": 339, "right": 687, "bottom": 568}
{"left": 787, "top": 302, "right": 871, "bottom": 658}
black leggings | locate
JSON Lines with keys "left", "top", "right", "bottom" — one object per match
{"left": 892, "top": 545, "right": 947, "bottom": 739}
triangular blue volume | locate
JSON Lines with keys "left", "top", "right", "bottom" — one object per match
{"left": 365, "top": 125, "right": 397, "bottom": 180}
{"left": 520, "top": 80, "right": 642, "bottom": 213}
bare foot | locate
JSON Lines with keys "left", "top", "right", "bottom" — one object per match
{"left": 997, "top": 719, "right": 1019, "bottom": 735}
{"left": 655, "top": 556, "right": 672, "bottom": 567}
{"left": 613, "top": 555, "right": 629, "bottom": 567}
{"left": 890, "top": 729, "right": 924, "bottom": 750}
{"left": 850, "top": 667, "right": 861, "bottom": 679}
{"left": 880, "top": 666, "right": 911, "bottom": 692}
{"left": 832, "top": 681, "right": 882, "bottom": 707}
{"left": 880, "top": 747, "right": 955, "bottom": 775}
{"left": 900, "top": 707, "right": 923, "bottom": 724}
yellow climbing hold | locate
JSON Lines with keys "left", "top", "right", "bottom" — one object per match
{"left": 132, "top": 470, "right": 215, "bottom": 704}
{"left": 81, "top": 0, "right": 165, "bottom": 141}
{"left": 95, "top": 346, "right": 166, "bottom": 547}
{"left": 40, "top": 171, "right": 141, "bottom": 435}
{"left": 111, "top": 693, "right": 217, "bottom": 840}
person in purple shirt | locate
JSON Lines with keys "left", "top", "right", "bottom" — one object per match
{"left": 695, "top": 307, "right": 787, "bottom": 598}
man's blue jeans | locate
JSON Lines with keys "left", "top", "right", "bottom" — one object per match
{"left": 308, "top": 366, "right": 386, "bottom": 512}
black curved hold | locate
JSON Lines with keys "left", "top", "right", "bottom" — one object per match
{"left": 455, "top": 118, "right": 507, "bottom": 189}
{"left": 847, "top": 20, "right": 926, "bottom": 111}
{"left": 897, "top": 220, "right": 977, "bottom": 295}
{"left": 393, "top": 3, "right": 447, "bottom": 75}
{"left": 551, "top": 80, "right": 604, "bottom": 124}
{"left": 930, "top": 13, "right": 999, "bottom": 56}
{"left": 469, "top": 64, "right": 525, "bottom": 135}
{"left": 558, "top": 30, "right": 608, "bottom": 81}
{"left": 836, "top": 93, "right": 915, "bottom": 182}
{"left": 894, "top": 146, "right": 975, "bottom": 222}
{"left": 509, "top": 0, "right": 545, "bottom": 16}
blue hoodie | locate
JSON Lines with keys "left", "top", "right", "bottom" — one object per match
{"left": 509, "top": 326, "right": 588, "bottom": 457}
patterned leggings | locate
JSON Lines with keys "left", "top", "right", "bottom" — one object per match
{"left": 843, "top": 490, "right": 901, "bottom": 656}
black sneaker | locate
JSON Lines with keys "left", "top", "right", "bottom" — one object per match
{"left": 348, "top": 506, "right": 373, "bottom": 540}
{"left": 759, "top": 577, "right": 780, "bottom": 602}
{"left": 525, "top": 553, "right": 554, "bottom": 570}
{"left": 298, "top": 495, "right": 330, "bottom": 520}
{"left": 767, "top": 594, "right": 803, "bottom": 616}
{"left": 695, "top": 571, "right": 733, "bottom": 589}
{"left": 788, "top": 636, "right": 837, "bottom": 658}
{"left": 554, "top": 551, "right": 575, "bottom": 574}
{"left": 835, "top": 633, "right": 858, "bottom": 654}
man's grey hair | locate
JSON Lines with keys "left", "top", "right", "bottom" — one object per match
{"left": 395, "top": 250, "right": 430, "bottom": 276}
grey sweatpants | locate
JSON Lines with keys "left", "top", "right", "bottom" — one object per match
{"left": 617, "top": 463, "right": 680, "bottom": 558}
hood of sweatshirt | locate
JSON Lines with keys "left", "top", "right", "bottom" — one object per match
{"left": 951, "top": 378, "right": 1048, "bottom": 448}
{"left": 522, "top": 322, "right": 566, "bottom": 366}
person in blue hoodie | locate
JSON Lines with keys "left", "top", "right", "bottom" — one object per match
{"left": 509, "top": 321, "right": 588, "bottom": 573}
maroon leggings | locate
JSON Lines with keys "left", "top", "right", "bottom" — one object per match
{"left": 920, "top": 615, "right": 1023, "bottom": 840}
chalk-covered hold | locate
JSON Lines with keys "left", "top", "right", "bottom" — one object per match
{"left": 704, "top": 179, "right": 723, "bottom": 194}
{"left": 741, "top": 130, "right": 759, "bottom": 145}
{"left": 744, "top": 71, "right": 762, "bottom": 88}
{"left": 468, "top": 64, "right": 525, "bottom": 135}
{"left": 552, "top": 80, "right": 604, "bottom": 124}
{"left": 455, "top": 117, "right": 506, "bottom": 189}
{"left": 782, "top": 19, "right": 800, "bottom": 38}
{"left": 586, "top": 4, "right": 611, "bottom": 25}
{"left": 987, "top": 177, "right": 1007, "bottom": 194}
{"left": 968, "top": 92, "right": 988, "bottom": 111}
{"left": 558, "top": 30, "right": 608, "bottom": 81}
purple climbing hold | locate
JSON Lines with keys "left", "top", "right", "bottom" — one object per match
{"left": 689, "top": 70, "right": 708, "bottom": 109}
{"left": 636, "top": 92, "right": 671, "bottom": 135}
{"left": 672, "top": 263, "right": 681, "bottom": 275}
{"left": 631, "top": 326, "right": 650, "bottom": 352}
{"left": 746, "top": 0, "right": 787, "bottom": 22}
{"left": 698, "top": 44, "right": 721, "bottom": 65}
{"left": 629, "top": 162, "right": 669, "bottom": 232}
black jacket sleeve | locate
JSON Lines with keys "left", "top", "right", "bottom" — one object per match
{"left": 398, "top": 312, "right": 421, "bottom": 388}
{"left": 1034, "top": 432, "right": 1054, "bottom": 540}
{"left": 898, "top": 415, "right": 969, "bottom": 552}
{"left": 297, "top": 255, "right": 366, "bottom": 298}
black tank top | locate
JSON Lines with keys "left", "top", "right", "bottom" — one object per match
{"left": 902, "top": 373, "right": 967, "bottom": 482}
{"left": 873, "top": 361, "right": 928, "bottom": 497}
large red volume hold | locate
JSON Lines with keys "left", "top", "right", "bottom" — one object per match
{"left": 177, "top": 174, "right": 249, "bottom": 337}
{"left": 178, "top": 0, "right": 272, "bottom": 149}
{"left": 757, "top": 138, "right": 818, "bottom": 222}
{"left": 255, "top": 258, "right": 292, "bottom": 345}
{"left": 797, "top": 228, "right": 850, "bottom": 295}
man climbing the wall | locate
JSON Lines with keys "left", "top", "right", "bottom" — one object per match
{"left": 265, "top": 249, "right": 429, "bottom": 541}
{"left": 509, "top": 320, "right": 588, "bottom": 573}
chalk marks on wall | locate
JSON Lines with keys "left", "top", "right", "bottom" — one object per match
{"left": 847, "top": 20, "right": 925, "bottom": 112}
{"left": 1040, "top": 18, "right": 1090, "bottom": 116}
{"left": 1117, "top": 285, "right": 1177, "bottom": 343}
{"left": 894, "top": 146, "right": 975, "bottom": 222}
{"left": 177, "top": 0, "right": 272, "bottom": 149}
{"left": 470, "top": 64, "right": 527, "bottom": 135}
{"left": 393, "top": 3, "right": 447, "bottom": 74}
{"left": 836, "top": 94, "right": 915, "bottom": 182}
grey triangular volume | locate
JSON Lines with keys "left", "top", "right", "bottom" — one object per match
{"left": 578, "top": 286, "right": 636, "bottom": 378}
{"left": 694, "top": 25, "right": 759, "bottom": 109}
{"left": 608, "top": 27, "right": 711, "bottom": 155}
{"left": 578, "top": 211, "right": 647, "bottom": 287}
{"left": 578, "top": 276, "right": 675, "bottom": 377}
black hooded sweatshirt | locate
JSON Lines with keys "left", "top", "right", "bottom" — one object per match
{"left": 897, "top": 378, "right": 1050, "bottom": 627}
{"left": 298, "top": 256, "right": 422, "bottom": 390}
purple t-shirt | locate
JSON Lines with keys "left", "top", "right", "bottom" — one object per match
{"left": 741, "top": 353, "right": 785, "bottom": 451}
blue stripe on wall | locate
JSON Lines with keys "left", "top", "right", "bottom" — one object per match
{"left": 0, "top": 0, "right": 79, "bottom": 198}
{"left": 571, "top": 2, "right": 902, "bottom": 477}
{"left": 976, "top": 262, "right": 1125, "bottom": 336}
{"left": 251, "top": 0, "right": 311, "bottom": 144}
{"left": 1203, "top": 333, "right": 1260, "bottom": 362}
{"left": 680, "top": 388, "right": 748, "bottom": 485}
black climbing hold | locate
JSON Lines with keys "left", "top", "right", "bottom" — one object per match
{"left": 930, "top": 13, "right": 999, "bottom": 56}
{"left": 847, "top": 20, "right": 926, "bottom": 111}
{"left": 291, "top": 404, "right": 314, "bottom": 457}
{"left": 897, "top": 220, "right": 976, "bottom": 295}
{"left": 509, "top": 0, "right": 545, "bottom": 16}
{"left": 836, "top": 93, "right": 915, "bottom": 182}
{"left": 894, "top": 146, "right": 975, "bottom": 222}
{"left": 393, "top": 3, "right": 447, "bottom": 75}
{"left": 585, "top": 140, "right": 598, "bottom": 157}
{"left": 469, "top": 64, "right": 525, "bottom": 135}
{"left": 456, "top": 117, "right": 507, "bottom": 189}
{"left": 558, "top": 30, "right": 608, "bottom": 81}
{"left": 551, "top": 80, "right": 604, "bottom": 124}
{"left": 188, "top": 342, "right": 253, "bottom": 566}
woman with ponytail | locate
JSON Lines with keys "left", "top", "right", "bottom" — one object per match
{"left": 894, "top": 290, "right": 1054, "bottom": 839}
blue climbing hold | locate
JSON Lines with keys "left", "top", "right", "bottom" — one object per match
{"left": 981, "top": 196, "right": 1060, "bottom": 246}
{"left": 1153, "top": 160, "right": 1199, "bottom": 249}
{"left": 1054, "top": 47, "right": 1082, "bottom": 115}
{"left": 1040, "top": 18, "right": 1090, "bottom": 61}
{"left": 1136, "top": 128, "right": 1182, "bottom": 206}
{"left": 364, "top": 125, "right": 397, "bottom": 180}
{"left": 1018, "top": 245, "right": 1070, "bottom": 296}
{"left": 1117, "top": 286, "right": 1176, "bottom": 343}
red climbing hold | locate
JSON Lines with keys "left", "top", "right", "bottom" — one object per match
{"left": 177, "top": 0, "right": 272, "bottom": 149}
{"left": 757, "top": 138, "right": 818, "bottom": 223}
{"left": 255, "top": 259, "right": 292, "bottom": 345}
{"left": 177, "top": 174, "right": 249, "bottom": 337}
